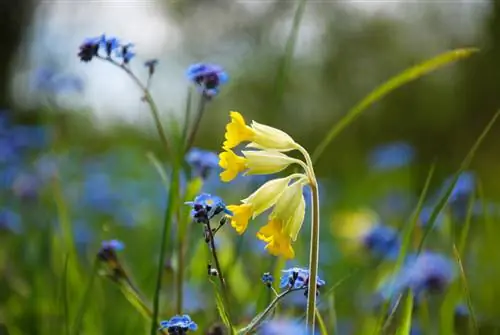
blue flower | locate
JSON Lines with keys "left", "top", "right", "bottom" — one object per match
{"left": 78, "top": 34, "right": 105, "bottom": 62}
{"left": 368, "top": 142, "right": 415, "bottom": 171}
{"left": 279, "top": 267, "right": 326, "bottom": 294}
{"left": 379, "top": 251, "right": 456, "bottom": 301}
{"left": 34, "top": 68, "right": 84, "bottom": 94}
{"left": 144, "top": 59, "right": 159, "bottom": 75}
{"left": 101, "top": 239, "right": 124, "bottom": 251}
{"left": 159, "top": 314, "right": 197, "bottom": 333}
{"left": 185, "top": 193, "right": 232, "bottom": 223}
{"left": 0, "top": 208, "right": 22, "bottom": 234}
{"left": 261, "top": 272, "right": 274, "bottom": 287}
{"left": 115, "top": 43, "right": 135, "bottom": 64}
{"left": 186, "top": 148, "right": 219, "bottom": 179}
{"left": 361, "top": 224, "right": 401, "bottom": 260}
{"left": 186, "top": 63, "right": 228, "bottom": 97}
{"left": 103, "top": 36, "right": 120, "bottom": 57}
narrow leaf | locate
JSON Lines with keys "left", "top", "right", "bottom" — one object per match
{"left": 395, "top": 291, "right": 414, "bottom": 335}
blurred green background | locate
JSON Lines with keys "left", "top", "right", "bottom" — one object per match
{"left": 2, "top": 1, "right": 500, "bottom": 334}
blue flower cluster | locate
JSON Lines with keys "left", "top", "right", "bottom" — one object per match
{"left": 185, "top": 148, "right": 219, "bottom": 180}
{"left": 78, "top": 34, "right": 135, "bottom": 64}
{"left": 261, "top": 272, "right": 274, "bottom": 287}
{"left": 361, "top": 224, "right": 401, "bottom": 260}
{"left": 159, "top": 314, "right": 197, "bottom": 334}
{"left": 279, "top": 267, "right": 326, "bottom": 297}
{"left": 185, "top": 193, "right": 232, "bottom": 223}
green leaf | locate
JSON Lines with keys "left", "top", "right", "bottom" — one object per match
{"left": 312, "top": 48, "right": 479, "bottom": 163}
{"left": 395, "top": 291, "right": 414, "bottom": 335}
{"left": 211, "top": 280, "right": 235, "bottom": 335}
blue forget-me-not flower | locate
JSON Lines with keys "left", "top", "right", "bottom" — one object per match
{"left": 186, "top": 148, "right": 219, "bottom": 180}
{"left": 361, "top": 224, "right": 401, "bottom": 260}
{"left": 186, "top": 193, "right": 233, "bottom": 223}
{"left": 186, "top": 63, "right": 228, "bottom": 97}
{"left": 280, "top": 267, "right": 325, "bottom": 296}
{"left": 159, "top": 314, "right": 197, "bottom": 334}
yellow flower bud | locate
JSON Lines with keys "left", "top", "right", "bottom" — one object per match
{"left": 223, "top": 111, "right": 255, "bottom": 150}
{"left": 219, "top": 149, "right": 246, "bottom": 182}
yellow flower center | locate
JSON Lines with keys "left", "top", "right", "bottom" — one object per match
{"left": 223, "top": 111, "right": 255, "bottom": 149}
{"left": 219, "top": 149, "right": 247, "bottom": 182}
{"left": 226, "top": 204, "right": 253, "bottom": 234}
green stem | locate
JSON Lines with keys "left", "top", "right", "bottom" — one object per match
{"left": 239, "top": 287, "right": 301, "bottom": 335}
{"left": 185, "top": 94, "right": 207, "bottom": 151}
{"left": 306, "top": 181, "right": 320, "bottom": 334}
{"left": 175, "top": 208, "right": 184, "bottom": 314}
{"left": 72, "top": 260, "right": 99, "bottom": 334}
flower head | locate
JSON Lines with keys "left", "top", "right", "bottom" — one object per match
{"left": 186, "top": 148, "right": 219, "bottom": 179}
{"left": 279, "top": 267, "right": 326, "bottom": 294}
{"left": 219, "top": 148, "right": 298, "bottom": 182}
{"left": 186, "top": 63, "right": 228, "bottom": 97}
{"left": 361, "top": 224, "right": 401, "bottom": 260}
{"left": 186, "top": 193, "right": 232, "bottom": 223}
{"left": 103, "top": 36, "right": 120, "bottom": 57}
{"left": 144, "top": 59, "right": 159, "bottom": 75}
{"left": 379, "top": 251, "right": 457, "bottom": 301}
{"left": 262, "top": 272, "right": 274, "bottom": 287}
{"left": 78, "top": 35, "right": 105, "bottom": 62}
{"left": 97, "top": 239, "right": 124, "bottom": 262}
{"left": 159, "top": 314, "right": 197, "bottom": 334}
{"left": 115, "top": 43, "right": 135, "bottom": 64}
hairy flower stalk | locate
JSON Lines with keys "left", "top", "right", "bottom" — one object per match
{"left": 218, "top": 111, "right": 321, "bottom": 333}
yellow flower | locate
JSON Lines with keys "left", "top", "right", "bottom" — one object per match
{"left": 223, "top": 111, "right": 255, "bottom": 149}
{"left": 219, "top": 148, "right": 299, "bottom": 182}
{"left": 222, "top": 111, "right": 298, "bottom": 152}
{"left": 219, "top": 149, "right": 246, "bottom": 182}
{"left": 256, "top": 218, "right": 295, "bottom": 259}
{"left": 226, "top": 177, "right": 292, "bottom": 234}
{"left": 226, "top": 204, "right": 252, "bottom": 234}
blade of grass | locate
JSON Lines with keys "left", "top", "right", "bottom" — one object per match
{"left": 150, "top": 164, "right": 180, "bottom": 335}
{"left": 374, "top": 163, "right": 435, "bottom": 334}
{"left": 62, "top": 254, "right": 70, "bottom": 335}
{"left": 328, "top": 293, "right": 338, "bottom": 335}
{"left": 417, "top": 109, "right": 500, "bottom": 252}
{"left": 312, "top": 48, "right": 479, "bottom": 163}
{"left": 211, "top": 280, "right": 235, "bottom": 334}
{"left": 315, "top": 307, "right": 328, "bottom": 335}
{"left": 395, "top": 291, "right": 414, "bottom": 335}
{"left": 452, "top": 244, "right": 478, "bottom": 334}
{"left": 72, "top": 260, "right": 99, "bottom": 335}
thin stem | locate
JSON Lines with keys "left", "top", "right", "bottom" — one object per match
{"left": 185, "top": 93, "right": 207, "bottom": 151}
{"left": 97, "top": 56, "right": 171, "bottom": 157}
{"left": 239, "top": 287, "right": 302, "bottom": 335}
{"left": 181, "top": 87, "right": 193, "bottom": 147}
{"left": 306, "top": 181, "right": 320, "bottom": 334}
{"left": 205, "top": 218, "right": 232, "bottom": 322}
{"left": 175, "top": 208, "right": 184, "bottom": 314}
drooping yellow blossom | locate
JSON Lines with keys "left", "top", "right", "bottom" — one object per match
{"left": 220, "top": 111, "right": 317, "bottom": 259}
{"left": 223, "top": 111, "right": 297, "bottom": 152}
{"left": 226, "top": 177, "right": 292, "bottom": 234}
{"left": 219, "top": 148, "right": 299, "bottom": 182}
{"left": 256, "top": 218, "right": 295, "bottom": 259}
{"left": 219, "top": 149, "right": 246, "bottom": 182}
{"left": 223, "top": 111, "right": 255, "bottom": 149}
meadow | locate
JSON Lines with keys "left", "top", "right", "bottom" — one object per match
{"left": 2, "top": 3, "right": 500, "bottom": 335}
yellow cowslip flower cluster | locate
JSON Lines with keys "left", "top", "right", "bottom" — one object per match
{"left": 219, "top": 111, "right": 316, "bottom": 259}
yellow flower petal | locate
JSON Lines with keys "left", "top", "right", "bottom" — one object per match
{"left": 223, "top": 111, "right": 255, "bottom": 149}
{"left": 242, "top": 150, "right": 296, "bottom": 176}
{"left": 243, "top": 176, "right": 291, "bottom": 218}
{"left": 250, "top": 120, "right": 297, "bottom": 152}
{"left": 219, "top": 149, "right": 246, "bottom": 182}
{"left": 257, "top": 218, "right": 295, "bottom": 259}
{"left": 226, "top": 204, "right": 253, "bottom": 234}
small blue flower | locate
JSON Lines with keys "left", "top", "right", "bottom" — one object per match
{"left": 101, "top": 239, "right": 125, "bottom": 251}
{"left": 361, "top": 224, "right": 401, "bottom": 260}
{"left": 185, "top": 193, "right": 232, "bottom": 223}
{"left": 279, "top": 267, "right": 326, "bottom": 293}
{"left": 262, "top": 272, "right": 274, "bottom": 287}
{"left": 186, "top": 148, "right": 219, "bottom": 179}
{"left": 115, "top": 43, "right": 135, "bottom": 64}
{"left": 78, "top": 34, "right": 105, "bottom": 62}
{"left": 159, "top": 314, "right": 197, "bottom": 333}
{"left": 368, "top": 142, "right": 415, "bottom": 171}
{"left": 186, "top": 63, "right": 228, "bottom": 97}
{"left": 103, "top": 36, "right": 120, "bottom": 57}
{"left": 144, "top": 59, "right": 159, "bottom": 75}
{"left": 379, "top": 251, "right": 456, "bottom": 301}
